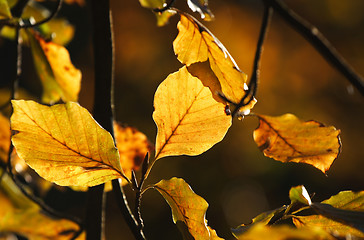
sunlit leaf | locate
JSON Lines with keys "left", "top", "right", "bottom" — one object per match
{"left": 293, "top": 191, "right": 364, "bottom": 238}
{"left": 253, "top": 114, "right": 341, "bottom": 173}
{"left": 289, "top": 185, "right": 312, "bottom": 205}
{"left": 153, "top": 66, "right": 231, "bottom": 160}
{"left": 232, "top": 206, "right": 287, "bottom": 237}
{"left": 39, "top": 18, "right": 75, "bottom": 46}
{"left": 234, "top": 223, "right": 334, "bottom": 240}
{"left": 0, "top": 0, "right": 11, "bottom": 19}
{"left": 114, "top": 122, "right": 153, "bottom": 182}
{"left": 154, "top": 177, "right": 221, "bottom": 239}
{"left": 0, "top": 113, "right": 10, "bottom": 163}
{"left": 27, "top": 30, "right": 81, "bottom": 104}
{"left": 173, "top": 14, "right": 249, "bottom": 105}
{"left": 187, "top": 0, "right": 214, "bottom": 21}
{"left": 138, "top": 0, "right": 176, "bottom": 26}
{"left": 0, "top": 169, "right": 83, "bottom": 240}
{"left": 11, "top": 100, "right": 123, "bottom": 187}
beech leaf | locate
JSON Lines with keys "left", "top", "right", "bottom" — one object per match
{"left": 173, "top": 14, "right": 249, "bottom": 105}
{"left": 10, "top": 100, "right": 123, "bottom": 187}
{"left": 293, "top": 191, "right": 364, "bottom": 238}
{"left": 114, "top": 122, "right": 153, "bottom": 182}
{"left": 153, "top": 66, "right": 231, "bottom": 160}
{"left": 289, "top": 185, "right": 312, "bottom": 206}
{"left": 154, "top": 177, "right": 222, "bottom": 239}
{"left": 234, "top": 223, "right": 334, "bottom": 240}
{"left": 187, "top": 0, "right": 214, "bottom": 21}
{"left": 138, "top": 0, "right": 176, "bottom": 26}
{"left": 0, "top": 169, "right": 83, "bottom": 240}
{"left": 253, "top": 114, "right": 341, "bottom": 173}
{"left": 27, "top": 30, "right": 81, "bottom": 104}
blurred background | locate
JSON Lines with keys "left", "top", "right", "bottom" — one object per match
{"left": 1, "top": 0, "right": 364, "bottom": 239}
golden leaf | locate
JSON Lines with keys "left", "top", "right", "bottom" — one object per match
{"left": 173, "top": 14, "right": 248, "bottom": 104}
{"left": 253, "top": 114, "right": 341, "bottom": 173}
{"left": 27, "top": 30, "right": 81, "bottom": 104}
{"left": 0, "top": 0, "right": 11, "bottom": 19}
{"left": 234, "top": 223, "right": 334, "bottom": 240}
{"left": 154, "top": 177, "right": 222, "bottom": 240}
{"left": 153, "top": 66, "right": 231, "bottom": 160}
{"left": 114, "top": 122, "right": 153, "bottom": 182}
{"left": 0, "top": 169, "right": 83, "bottom": 240}
{"left": 11, "top": 100, "right": 123, "bottom": 187}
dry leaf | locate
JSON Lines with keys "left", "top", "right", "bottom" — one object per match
{"left": 173, "top": 14, "right": 248, "bottom": 104}
{"left": 253, "top": 114, "right": 341, "bottom": 173}
{"left": 11, "top": 100, "right": 123, "bottom": 187}
{"left": 27, "top": 30, "right": 81, "bottom": 104}
{"left": 153, "top": 66, "right": 231, "bottom": 160}
{"left": 154, "top": 177, "right": 221, "bottom": 239}
{"left": 114, "top": 122, "right": 153, "bottom": 181}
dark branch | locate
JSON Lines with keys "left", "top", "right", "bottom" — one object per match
{"left": 232, "top": 5, "right": 273, "bottom": 117}
{"left": 1, "top": 0, "right": 63, "bottom": 28}
{"left": 153, "top": 0, "right": 177, "bottom": 13}
{"left": 262, "top": 0, "right": 364, "bottom": 96}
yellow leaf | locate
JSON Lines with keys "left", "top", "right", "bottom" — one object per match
{"left": 153, "top": 66, "right": 231, "bottom": 160}
{"left": 235, "top": 223, "right": 334, "bottom": 240}
{"left": 0, "top": 0, "right": 11, "bottom": 19}
{"left": 253, "top": 114, "right": 341, "bottom": 173}
{"left": 173, "top": 14, "right": 248, "bottom": 104}
{"left": 10, "top": 100, "right": 123, "bottom": 187}
{"left": 27, "top": 30, "right": 81, "bottom": 104}
{"left": 0, "top": 169, "right": 83, "bottom": 240}
{"left": 114, "top": 122, "right": 153, "bottom": 182}
{"left": 154, "top": 177, "right": 222, "bottom": 240}
{"left": 187, "top": 0, "right": 214, "bottom": 21}
{"left": 0, "top": 113, "right": 10, "bottom": 163}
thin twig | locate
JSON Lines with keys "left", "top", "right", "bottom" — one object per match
{"left": 262, "top": 0, "right": 364, "bottom": 96}
{"left": 232, "top": 5, "right": 273, "bottom": 117}
{"left": 153, "top": 0, "right": 177, "bottom": 13}
{"left": 1, "top": 0, "right": 63, "bottom": 28}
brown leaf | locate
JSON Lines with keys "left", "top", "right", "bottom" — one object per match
{"left": 253, "top": 114, "right": 341, "bottom": 173}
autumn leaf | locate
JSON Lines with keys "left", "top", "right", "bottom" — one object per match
{"left": 0, "top": 169, "right": 83, "bottom": 240}
{"left": 187, "top": 0, "right": 214, "bottom": 21}
{"left": 114, "top": 122, "right": 153, "bottom": 182}
{"left": 0, "top": 0, "right": 11, "bottom": 19}
{"left": 293, "top": 191, "right": 364, "bottom": 238}
{"left": 232, "top": 206, "right": 287, "bottom": 236}
{"left": 153, "top": 66, "right": 231, "bottom": 160}
{"left": 253, "top": 113, "right": 341, "bottom": 173}
{"left": 154, "top": 177, "right": 222, "bottom": 239}
{"left": 11, "top": 100, "right": 123, "bottom": 187}
{"left": 234, "top": 223, "right": 334, "bottom": 240}
{"left": 173, "top": 14, "right": 249, "bottom": 105}
{"left": 289, "top": 185, "right": 312, "bottom": 206}
{"left": 27, "top": 30, "right": 81, "bottom": 104}
{"left": 0, "top": 113, "right": 10, "bottom": 162}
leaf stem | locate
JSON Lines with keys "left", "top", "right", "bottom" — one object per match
{"left": 262, "top": 0, "right": 364, "bottom": 95}
{"left": 232, "top": 5, "right": 273, "bottom": 117}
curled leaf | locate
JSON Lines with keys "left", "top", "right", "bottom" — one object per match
{"left": 253, "top": 114, "right": 341, "bottom": 173}
{"left": 289, "top": 185, "right": 312, "bottom": 206}
{"left": 293, "top": 191, "right": 364, "bottom": 238}
{"left": 174, "top": 14, "right": 249, "bottom": 105}
{"left": 27, "top": 30, "right": 81, "bottom": 104}
{"left": 11, "top": 100, "right": 123, "bottom": 187}
{"left": 154, "top": 177, "right": 221, "bottom": 239}
{"left": 153, "top": 66, "right": 231, "bottom": 160}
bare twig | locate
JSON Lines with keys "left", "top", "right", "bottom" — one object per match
{"left": 232, "top": 5, "right": 273, "bottom": 117}
{"left": 262, "top": 0, "right": 364, "bottom": 95}
{"left": 153, "top": 0, "right": 177, "bottom": 13}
